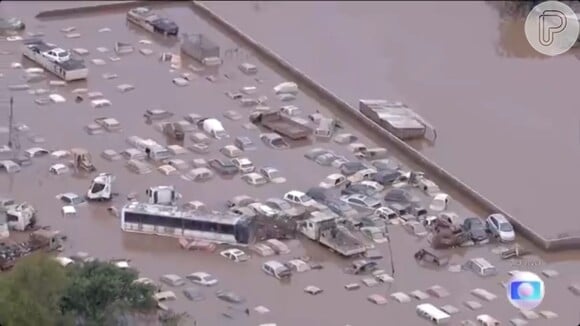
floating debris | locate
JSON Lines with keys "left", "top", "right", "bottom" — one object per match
{"left": 253, "top": 306, "right": 270, "bottom": 314}
{"left": 139, "top": 39, "right": 152, "bottom": 45}
{"left": 344, "top": 283, "right": 360, "bottom": 291}
{"left": 109, "top": 56, "right": 121, "bottom": 62}
{"left": 87, "top": 92, "right": 103, "bottom": 99}
{"left": 568, "top": 283, "right": 580, "bottom": 295}
{"left": 66, "top": 33, "right": 81, "bottom": 39}
{"left": 10, "top": 62, "right": 22, "bottom": 69}
{"left": 98, "top": 27, "right": 111, "bottom": 33}
{"left": 96, "top": 47, "right": 109, "bottom": 53}
{"left": 115, "top": 42, "right": 134, "bottom": 54}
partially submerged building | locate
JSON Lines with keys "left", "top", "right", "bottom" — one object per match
{"left": 181, "top": 33, "right": 221, "bottom": 65}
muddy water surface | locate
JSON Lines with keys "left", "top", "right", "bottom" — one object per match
{"left": 0, "top": 2, "right": 578, "bottom": 325}
{"left": 202, "top": 1, "right": 580, "bottom": 241}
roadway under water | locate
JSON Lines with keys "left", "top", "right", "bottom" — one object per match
{"left": 0, "top": 1, "right": 578, "bottom": 325}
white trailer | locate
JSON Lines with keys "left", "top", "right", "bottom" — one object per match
{"left": 22, "top": 39, "right": 88, "bottom": 81}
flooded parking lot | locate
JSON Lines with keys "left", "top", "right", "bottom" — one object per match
{"left": 201, "top": 0, "right": 580, "bottom": 243}
{"left": 0, "top": 1, "right": 579, "bottom": 325}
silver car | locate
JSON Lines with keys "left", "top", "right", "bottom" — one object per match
{"left": 340, "top": 194, "right": 382, "bottom": 209}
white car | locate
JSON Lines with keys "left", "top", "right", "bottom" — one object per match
{"left": 185, "top": 272, "right": 218, "bottom": 286}
{"left": 486, "top": 213, "right": 515, "bottom": 242}
{"left": 49, "top": 163, "right": 69, "bottom": 175}
{"left": 359, "top": 180, "right": 384, "bottom": 192}
{"left": 220, "top": 248, "right": 250, "bottom": 262}
{"left": 43, "top": 48, "right": 71, "bottom": 63}
{"left": 247, "top": 202, "right": 279, "bottom": 217}
{"left": 241, "top": 172, "right": 268, "bottom": 186}
{"left": 259, "top": 167, "right": 286, "bottom": 184}
{"left": 283, "top": 190, "right": 322, "bottom": 209}
{"left": 232, "top": 157, "right": 255, "bottom": 173}
{"left": 347, "top": 168, "right": 377, "bottom": 183}
{"left": 319, "top": 173, "right": 347, "bottom": 189}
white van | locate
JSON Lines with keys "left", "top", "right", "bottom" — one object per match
{"left": 201, "top": 118, "right": 228, "bottom": 139}
{"left": 315, "top": 118, "right": 336, "bottom": 138}
{"left": 416, "top": 303, "right": 450, "bottom": 324}
{"left": 463, "top": 258, "right": 497, "bottom": 277}
{"left": 262, "top": 260, "right": 291, "bottom": 280}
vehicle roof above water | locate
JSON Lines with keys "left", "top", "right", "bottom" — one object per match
{"left": 122, "top": 201, "right": 248, "bottom": 224}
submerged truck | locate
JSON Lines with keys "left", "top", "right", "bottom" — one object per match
{"left": 299, "top": 211, "right": 367, "bottom": 257}
{"left": 22, "top": 39, "right": 88, "bottom": 81}
{"left": 249, "top": 110, "right": 313, "bottom": 140}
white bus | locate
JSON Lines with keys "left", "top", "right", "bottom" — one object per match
{"left": 120, "top": 202, "right": 255, "bottom": 245}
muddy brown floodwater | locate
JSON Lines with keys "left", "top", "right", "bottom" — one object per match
{"left": 0, "top": 1, "right": 578, "bottom": 325}
{"left": 202, "top": 1, "right": 580, "bottom": 243}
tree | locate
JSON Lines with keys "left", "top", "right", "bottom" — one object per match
{"left": 59, "top": 261, "right": 157, "bottom": 325}
{"left": 0, "top": 254, "right": 71, "bottom": 326}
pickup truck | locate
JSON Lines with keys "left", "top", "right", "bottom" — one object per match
{"left": 249, "top": 110, "right": 313, "bottom": 140}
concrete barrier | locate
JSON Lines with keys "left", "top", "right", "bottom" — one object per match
{"left": 191, "top": 1, "right": 580, "bottom": 250}
{"left": 36, "top": 1, "right": 157, "bottom": 19}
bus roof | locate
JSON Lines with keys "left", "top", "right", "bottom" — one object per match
{"left": 122, "top": 201, "right": 244, "bottom": 224}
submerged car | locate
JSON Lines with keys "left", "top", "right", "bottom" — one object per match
{"left": 0, "top": 17, "right": 25, "bottom": 32}
{"left": 341, "top": 183, "right": 378, "bottom": 197}
{"left": 340, "top": 194, "right": 382, "bottom": 210}
{"left": 265, "top": 198, "right": 305, "bottom": 218}
{"left": 361, "top": 226, "right": 388, "bottom": 244}
{"left": 383, "top": 188, "right": 421, "bottom": 205}
{"left": 216, "top": 290, "right": 246, "bottom": 304}
{"left": 208, "top": 159, "right": 238, "bottom": 176}
{"left": 185, "top": 272, "right": 218, "bottom": 286}
{"left": 486, "top": 213, "right": 515, "bottom": 242}
{"left": 462, "top": 217, "right": 489, "bottom": 243}
{"left": 340, "top": 161, "right": 368, "bottom": 176}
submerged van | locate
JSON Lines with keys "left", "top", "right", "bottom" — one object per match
{"left": 314, "top": 118, "right": 336, "bottom": 138}
{"left": 416, "top": 303, "right": 450, "bottom": 324}
{"left": 262, "top": 260, "right": 291, "bottom": 280}
{"left": 463, "top": 258, "right": 497, "bottom": 277}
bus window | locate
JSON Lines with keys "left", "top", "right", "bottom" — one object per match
{"left": 124, "top": 212, "right": 141, "bottom": 224}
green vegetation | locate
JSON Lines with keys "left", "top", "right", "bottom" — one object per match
{"left": 0, "top": 254, "right": 177, "bottom": 326}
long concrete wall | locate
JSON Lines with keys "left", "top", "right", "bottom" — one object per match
{"left": 190, "top": 1, "right": 580, "bottom": 251}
